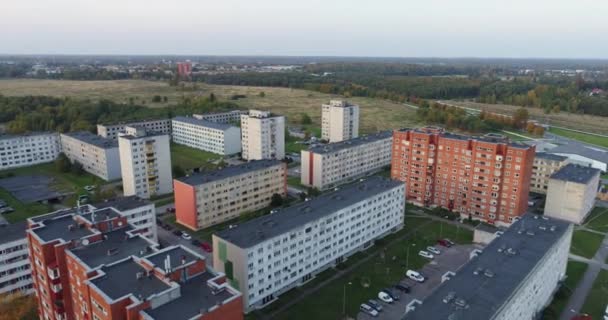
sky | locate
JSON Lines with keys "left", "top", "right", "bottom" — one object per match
{"left": 2, "top": 0, "right": 607, "bottom": 58}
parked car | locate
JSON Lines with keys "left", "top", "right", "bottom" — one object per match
{"left": 418, "top": 250, "right": 434, "bottom": 259}
{"left": 0, "top": 200, "right": 7, "bottom": 208}
{"left": 444, "top": 238, "right": 455, "bottom": 246}
{"left": 427, "top": 246, "right": 441, "bottom": 255}
{"left": 0, "top": 207, "right": 14, "bottom": 214}
{"left": 166, "top": 207, "right": 176, "bottom": 213}
{"left": 394, "top": 283, "right": 410, "bottom": 293}
{"left": 377, "top": 291, "right": 394, "bottom": 303}
{"left": 181, "top": 232, "right": 192, "bottom": 240}
{"left": 406, "top": 270, "right": 425, "bottom": 283}
{"left": 191, "top": 239, "right": 201, "bottom": 246}
{"left": 382, "top": 288, "right": 399, "bottom": 301}
{"left": 359, "top": 303, "right": 379, "bottom": 317}
{"left": 84, "top": 185, "right": 96, "bottom": 192}
{"left": 172, "top": 230, "right": 182, "bottom": 236}
{"left": 367, "top": 299, "right": 383, "bottom": 312}
{"left": 201, "top": 242, "right": 213, "bottom": 253}
{"left": 604, "top": 304, "right": 608, "bottom": 320}
{"left": 437, "top": 239, "right": 452, "bottom": 247}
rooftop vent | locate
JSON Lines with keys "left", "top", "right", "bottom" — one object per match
{"left": 550, "top": 226, "right": 557, "bottom": 232}
{"left": 497, "top": 245, "right": 507, "bottom": 253}
{"left": 526, "top": 230, "right": 535, "bottom": 236}
{"left": 506, "top": 248, "right": 517, "bottom": 255}
{"left": 136, "top": 271, "right": 145, "bottom": 279}
{"left": 538, "top": 225, "right": 547, "bottom": 231}
{"left": 517, "top": 228, "right": 525, "bottom": 234}
{"left": 107, "top": 248, "right": 119, "bottom": 256}
{"left": 483, "top": 269, "right": 495, "bottom": 278}
{"left": 473, "top": 267, "right": 484, "bottom": 275}
{"left": 454, "top": 298, "right": 467, "bottom": 308}
{"left": 443, "top": 292, "right": 456, "bottom": 304}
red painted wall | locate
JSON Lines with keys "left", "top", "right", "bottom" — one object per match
{"left": 173, "top": 180, "right": 198, "bottom": 230}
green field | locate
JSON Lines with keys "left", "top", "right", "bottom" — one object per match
{"left": 580, "top": 269, "right": 608, "bottom": 319}
{"left": 584, "top": 207, "right": 608, "bottom": 234}
{"left": 570, "top": 229, "right": 605, "bottom": 259}
{"left": 549, "top": 127, "right": 608, "bottom": 148}
{"left": 541, "top": 261, "right": 589, "bottom": 319}
{"left": 170, "top": 143, "right": 223, "bottom": 171}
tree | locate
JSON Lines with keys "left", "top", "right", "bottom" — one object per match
{"left": 152, "top": 95, "right": 162, "bottom": 103}
{"left": 270, "top": 193, "right": 284, "bottom": 207}
{"left": 71, "top": 161, "right": 84, "bottom": 175}
{"left": 533, "top": 126, "right": 545, "bottom": 136}
{"left": 513, "top": 108, "right": 529, "bottom": 129}
{"left": 258, "top": 91, "right": 266, "bottom": 97}
{"left": 0, "top": 292, "right": 38, "bottom": 320}
{"left": 172, "top": 165, "right": 186, "bottom": 178}
{"left": 300, "top": 113, "right": 312, "bottom": 125}
{"left": 55, "top": 153, "right": 71, "bottom": 173}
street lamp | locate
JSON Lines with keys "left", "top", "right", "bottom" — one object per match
{"left": 342, "top": 281, "right": 352, "bottom": 319}
{"left": 406, "top": 243, "right": 416, "bottom": 269}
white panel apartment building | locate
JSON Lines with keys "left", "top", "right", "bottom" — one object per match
{"left": 193, "top": 110, "right": 248, "bottom": 124}
{"left": 405, "top": 214, "right": 572, "bottom": 320}
{"left": 97, "top": 119, "right": 172, "bottom": 140}
{"left": 241, "top": 110, "right": 285, "bottom": 160}
{"left": 213, "top": 177, "right": 405, "bottom": 311}
{"left": 321, "top": 100, "right": 359, "bottom": 142}
{"left": 172, "top": 116, "right": 242, "bottom": 155}
{"left": 93, "top": 196, "right": 158, "bottom": 242}
{"left": 0, "top": 132, "right": 61, "bottom": 170}
{"left": 119, "top": 126, "right": 173, "bottom": 199}
{"left": 300, "top": 131, "right": 393, "bottom": 190}
{"left": 530, "top": 152, "right": 569, "bottom": 194}
{"left": 60, "top": 132, "right": 122, "bottom": 181}
{"left": 0, "top": 222, "right": 33, "bottom": 295}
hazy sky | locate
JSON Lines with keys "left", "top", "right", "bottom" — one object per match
{"left": 2, "top": 0, "right": 607, "bottom": 58}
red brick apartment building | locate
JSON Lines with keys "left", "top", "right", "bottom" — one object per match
{"left": 391, "top": 127, "right": 535, "bottom": 226}
{"left": 26, "top": 206, "right": 243, "bottom": 320}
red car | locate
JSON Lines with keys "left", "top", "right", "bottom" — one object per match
{"left": 166, "top": 207, "right": 176, "bottom": 213}
{"left": 200, "top": 242, "right": 213, "bottom": 253}
{"left": 437, "top": 239, "right": 452, "bottom": 248}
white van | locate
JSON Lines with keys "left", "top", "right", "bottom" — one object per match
{"left": 406, "top": 270, "right": 425, "bottom": 282}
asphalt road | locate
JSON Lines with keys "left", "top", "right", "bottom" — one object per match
{"left": 156, "top": 217, "right": 214, "bottom": 266}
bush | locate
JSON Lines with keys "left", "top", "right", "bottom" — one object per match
{"left": 54, "top": 153, "right": 71, "bottom": 173}
{"left": 271, "top": 193, "right": 284, "bottom": 207}
{"left": 70, "top": 161, "right": 84, "bottom": 175}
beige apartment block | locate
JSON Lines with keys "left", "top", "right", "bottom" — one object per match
{"left": 300, "top": 131, "right": 392, "bottom": 190}
{"left": 530, "top": 152, "right": 569, "bottom": 194}
{"left": 60, "top": 132, "right": 121, "bottom": 181}
{"left": 193, "top": 110, "right": 248, "bottom": 124}
{"left": 321, "top": 100, "right": 359, "bottom": 142}
{"left": 174, "top": 160, "right": 287, "bottom": 231}
{"left": 0, "top": 132, "right": 61, "bottom": 170}
{"left": 97, "top": 119, "right": 171, "bottom": 140}
{"left": 172, "top": 116, "right": 242, "bottom": 155}
{"left": 118, "top": 126, "right": 173, "bottom": 199}
{"left": 544, "top": 163, "right": 600, "bottom": 224}
{"left": 241, "top": 110, "right": 285, "bottom": 160}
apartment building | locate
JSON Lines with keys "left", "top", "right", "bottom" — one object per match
{"left": 119, "top": 126, "right": 173, "bottom": 199}
{"left": 193, "top": 110, "right": 248, "bottom": 124}
{"left": 60, "top": 132, "right": 121, "bottom": 181}
{"left": 300, "top": 131, "right": 393, "bottom": 190}
{"left": 321, "top": 100, "right": 359, "bottom": 142}
{"left": 240, "top": 110, "right": 285, "bottom": 160}
{"left": 213, "top": 177, "right": 405, "bottom": 311}
{"left": 172, "top": 116, "right": 242, "bottom": 155}
{"left": 97, "top": 119, "right": 171, "bottom": 140}
{"left": 0, "top": 222, "right": 33, "bottom": 295}
{"left": 391, "top": 127, "right": 535, "bottom": 227}
{"left": 174, "top": 160, "right": 287, "bottom": 231}
{"left": 405, "top": 214, "right": 572, "bottom": 320}
{"left": 530, "top": 152, "right": 569, "bottom": 194}
{"left": 26, "top": 208, "right": 243, "bottom": 320}
{"left": 544, "top": 164, "right": 600, "bottom": 224}
{"left": 0, "top": 132, "right": 61, "bottom": 170}
{"left": 94, "top": 196, "right": 158, "bottom": 242}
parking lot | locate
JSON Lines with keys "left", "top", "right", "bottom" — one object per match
{"left": 357, "top": 243, "right": 481, "bottom": 320}
{"left": 156, "top": 215, "right": 214, "bottom": 265}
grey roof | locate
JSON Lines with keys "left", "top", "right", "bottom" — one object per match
{"left": 91, "top": 258, "right": 170, "bottom": 301}
{"left": 535, "top": 152, "right": 568, "bottom": 162}
{"left": 308, "top": 131, "right": 393, "bottom": 154}
{"left": 145, "top": 272, "right": 236, "bottom": 320}
{"left": 550, "top": 163, "right": 600, "bottom": 184}
{"left": 216, "top": 176, "right": 402, "bottom": 248}
{"left": 549, "top": 141, "right": 608, "bottom": 164}
{"left": 177, "top": 160, "right": 283, "bottom": 186}
{"left": 31, "top": 214, "right": 94, "bottom": 242}
{"left": 144, "top": 246, "right": 198, "bottom": 270}
{"left": 62, "top": 131, "right": 118, "bottom": 149}
{"left": 80, "top": 207, "right": 120, "bottom": 224}
{"left": 98, "top": 118, "right": 170, "bottom": 127}
{"left": 0, "top": 221, "right": 27, "bottom": 244}
{"left": 172, "top": 116, "right": 236, "bottom": 131}
{"left": 70, "top": 228, "right": 154, "bottom": 269}
{"left": 94, "top": 196, "right": 152, "bottom": 211}
{"left": 405, "top": 214, "right": 571, "bottom": 320}
{"left": 0, "top": 132, "right": 57, "bottom": 141}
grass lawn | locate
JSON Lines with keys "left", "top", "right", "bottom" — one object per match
{"left": 541, "top": 261, "right": 589, "bottom": 319}
{"left": 287, "top": 176, "right": 305, "bottom": 189}
{"left": 549, "top": 127, "right": 608, "bottom": 148}
{"left": 501, "top": 130, "right": 537, "bottom": 141}
{"left": 580, "top": 269, "right": 608, "bottom": 319}
{"left": 583, "top": 207, "right": 608, "bottom": 234}
{"left": 170, "top": 143, "right": 222, "bottom": 171}
{"left": 570, "top": 229, "right": 605, "bottom": 259}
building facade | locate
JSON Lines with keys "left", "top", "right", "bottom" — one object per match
{"left": 300, "top": 131, "right": 392, "bottom": 190}
{"left": 26, "top": 208, "right": 242, "bottom": 320}
{"left": 0, "top": 222, "right": 33, "bottom": 295}
{"left": 60, "top": 132, "right": 121, "bottom": 181}
{"left": 97, "top": 119, "right": 171, "bottom": 140}
{"left": 193, "top": 110, "right": 248, "bottom": 124}
{"left": 93, "top": 196, "right": 158, "bottom": 242}
{"left": 530, "top": 152, "right": 569, "bottom": 194}
{"left": 172, "top": 116, "right": 242, "bottom": 155}
{"left": 321, "top": 100, "right": 359, "bottom": 142}
{"left": 213, "top": 177, "right": 405, "bottom": 311}
{"left": 0, "top": 132, "right": 61, "bottom": 170}
{"left": 174, "top": 160, "right": 287, "bottom": 231}
{"left": 391, "top": 127, "right": 535, "bottom": 227}
{"left": 544, "top": 164, "right": 600, "bottom": 224}
{"left": 177, "top": 62, "right": 192, "bottom": 79}
{"left": 240, "top": 110, "right": 285, "bottom": 160}
{"left": 119, "top": 126, "right": 173, "bottom": 199}
{"left": 405, "top": 214, "right": 572, "bottom": 320}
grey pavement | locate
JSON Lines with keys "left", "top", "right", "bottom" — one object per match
{"left": 155, "top": 202, "right": 175, "bottom": 215}
{"left": 156, "top": 220, "right": 214, "bottom": 266}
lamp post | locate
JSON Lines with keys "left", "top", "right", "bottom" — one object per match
{"left": 342, "top": 281, "right": 352, "bottom": 319}
{"left": 406, "top": 243, "right": 416, "bottom": 269}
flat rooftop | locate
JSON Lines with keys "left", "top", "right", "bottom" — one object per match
{"left": 308, "top": 131, "right": 392, "bottom": 154}
{"left": 177, "top": 160, "right": 283, "bottom": 186}
{"left": 216, "top": 176, "right": 402, "bottom": 248}
{"left": 91, "top": 258, "right": 170, "bottom": 301}
{"left": 172, "top": 116, "right": 236, "bottom": 131}
{"left": 550, "top": 163, "right": 601, "bottom": 184}
{"left": 31, "top": 214, "right": 94, "bottom": 243}
{"left": 404, "top": 214, "right": 571, "bottom": 320}
{"left": 98, "top": 118, "right": 170, "bottom": 127}
{"left": 0, "top": 221, "right": 27, "bottom": 244}
{"left": 144, "top": 246, "right": 199, "bottom": 271}
{"left": 62, "top": 131, "right": 118, "bottom": 149}
{"left": 550, "top": 141, "right": 608, "bottom": 164}
{"left": 80, "top": 207, "right": 120, "bottom": 224}
{"left": 94, "top": 196, "right": 152, "bottom": 212}
{"left": 144, "top": 273, "right": 236, "bottom": 320}
{"left": 0, "top": 132, "right": 56, "bottom": 141}
{"left": 536, "top": 152, "right": 568, "bottom": 162}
